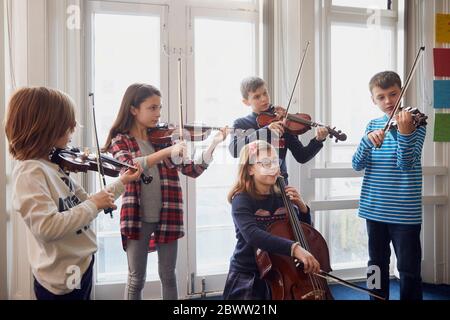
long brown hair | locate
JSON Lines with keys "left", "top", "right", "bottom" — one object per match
{"left": 227, "top": 140, "right": 279, "bottom": 203}
{"left": 5, "top": 87, "right": 77, "bottom": 161}
{"left": 103, "top": 83, "right": 161, "bottom": 152}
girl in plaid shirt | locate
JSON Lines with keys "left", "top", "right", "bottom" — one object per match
{"left": 104, "top": 84, "right": 228, "bottom": 300}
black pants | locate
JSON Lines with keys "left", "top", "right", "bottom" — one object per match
{"left": 366, "top": 220, "right": 422, "bottom": 300}
{"left": 34, "top": 256, "right": 94, "bottom": 300}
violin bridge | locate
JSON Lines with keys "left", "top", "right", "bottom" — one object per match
{"left": 301, "top": 290, "right": 325, "bottom": 300}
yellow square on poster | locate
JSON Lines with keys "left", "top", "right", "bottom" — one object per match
{"left": 437, "top": 13, "right": 450, "bottom": 43}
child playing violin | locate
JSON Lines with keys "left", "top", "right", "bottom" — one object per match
{"left": 103, "top": 83, "right": 228, "bottom": 300}
{"left": 352, "top": 71, "right": 426, "bottom": 300}
{"left": 224, "top": 140, "right": 320, "bottom": 300}
{"left": 5, "top": 87, "right": 143, "bottom": 300}
{"left": 229, "top": 77, "right": 328, "bottom": 188}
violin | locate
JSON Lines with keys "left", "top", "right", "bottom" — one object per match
{"left": 50, "top": 147, "right": 153, "bottom": 184}
{"left": 260, "top": 41, "right": 347, "bottom": 143}
{"left": 257, "top": 106, "right": 348, "bottom": 143}
{"left": 255, "top": 176, "right": 385, "bottom": 300}
{"left": 387, "top": 106, "right": 428, "bottom": 131}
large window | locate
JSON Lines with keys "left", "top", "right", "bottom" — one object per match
{"left": 189, "top": 10, "right": 259, "bottom": 291}
{"left": 87, "top": 0, "right": 260, "bottom": 299}
{"left": 194, "top": 16, "right": 255, "bottom": 276}
{"left": 86, "top": 1, "right": 167, "bottom": 298}
{"left": 94, "top": 11, "right": 162, "bottom": 283}
{"left": 317, "top": 0, "right": 403, "bottom": 274}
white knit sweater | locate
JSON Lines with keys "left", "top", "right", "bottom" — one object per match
{"left": 12, "top": 159, "right": 124, "bottom": 295}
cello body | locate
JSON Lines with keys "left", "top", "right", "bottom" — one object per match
{"left": 256, "top": 218, "right": 334, "bottom": 300}
{"left": 256, "top": 176, "right": 334, "bottom": 300}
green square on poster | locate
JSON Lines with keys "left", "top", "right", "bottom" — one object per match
{"left": 434, "top": 114, "right": 450, "bottom": 142}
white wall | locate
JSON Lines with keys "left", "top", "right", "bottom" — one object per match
{"left": 409, "top": 0, "right": 450, "bottom": 285}
{"left": 1, "top": 0, "right": 8, "bottom": 300}
{"left": 5, "top": 0, "right": 84, "bottom": 300}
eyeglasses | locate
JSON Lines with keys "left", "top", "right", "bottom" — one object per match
{"left": 256, "top": 158, "right": 279, "bottom": 169}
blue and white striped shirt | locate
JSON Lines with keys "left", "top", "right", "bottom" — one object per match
{"left": 352, "top": 115, "right": 426, "bottom": 225}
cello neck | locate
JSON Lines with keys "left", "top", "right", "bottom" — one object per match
{"left": 276, "top": 176, "right": 308, "bottom": 248}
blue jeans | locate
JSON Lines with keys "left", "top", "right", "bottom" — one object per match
{"left": 366, "top": 220, "right": 422, "bottom": 300}
{"left": 34, "top": 256, "right": 94, "bottom": 300}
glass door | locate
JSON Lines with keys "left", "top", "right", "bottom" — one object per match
{"left": 86, "top": 0, "right": 168, "bottom": 299}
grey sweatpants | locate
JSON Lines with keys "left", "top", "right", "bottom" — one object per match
{"left": 124, "top": 222, "right": 178, "bottom": 300}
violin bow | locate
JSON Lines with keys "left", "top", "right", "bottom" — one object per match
{"left": 177, "top": 58, "right": 185, "bottom": 142}
{"left": 295, "top": 260, "right": 386, "bottom": 300}
{"left": 89, "top": 93, "right": 114, "bottom": 218}
{"left": 285, "top": 41, "right": 311, "bottom": 115}
{"left": 382, "top": 47, "right": 425, "bottom": 134}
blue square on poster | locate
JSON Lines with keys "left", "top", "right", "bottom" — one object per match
{"left": 434, "top": 80, "right": 450, "bottom": 109}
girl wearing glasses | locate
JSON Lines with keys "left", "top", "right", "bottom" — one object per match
{"left": 104, "top": 84, "right": 228, "bottom": 300}
{"left": 223, "top": 140, "right": 320, "bottom": 300}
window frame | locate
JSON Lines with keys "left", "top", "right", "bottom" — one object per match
{"left": 185, "top": 4, "right": 260, "bottom": 296}
{"left": 84, "top": 0, "right": 169, "bottom": 299}
{"left": 313, "top": 0, "right": 405, "bottom": 276}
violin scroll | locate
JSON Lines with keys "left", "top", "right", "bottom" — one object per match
{"left": 326, "top": 126, "right": 347, "bottom": 143}
{"left": 388, "top": 106, "right": 428, "bottom": 131}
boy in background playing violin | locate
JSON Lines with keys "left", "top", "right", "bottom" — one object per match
{"left": 228, "top": 77, "right": 328, "bottom": 191}
{"left": 352, "top": 71, "right": 426, "bottom": 300}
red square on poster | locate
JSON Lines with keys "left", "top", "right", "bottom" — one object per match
{"left": 434, "top": 48, "right": 450, "bottom": 77}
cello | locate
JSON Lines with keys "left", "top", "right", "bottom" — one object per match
{"left": 255, "top": 176, "right": 333, "bottom": 300}
{"left": 256, "top": 176, "right": 385, "bottom": 300}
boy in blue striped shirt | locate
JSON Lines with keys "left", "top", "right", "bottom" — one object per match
{"left": 352, "top": 71, "right": 426, "bottom": 300}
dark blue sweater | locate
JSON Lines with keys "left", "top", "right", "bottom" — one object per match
{"left": 229, "top": 107, "right": 324, "bottom": 179}
{"left": 229, "top": 192, "right": 311, "bottom": 273}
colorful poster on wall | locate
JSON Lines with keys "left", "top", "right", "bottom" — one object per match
{"left": 434, "top": 80, "right": 450, "bottom": 109}
{"left": 436, "top": 13, "right": 450, "bottom": 43}
{"left": 434, "top": 113, "right": 450, "bottom": 142}
{"left": 434, "top": 48, "right": 450, "bottom": 77}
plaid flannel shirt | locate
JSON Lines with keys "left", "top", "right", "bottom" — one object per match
{"left": 110, "top": 133, "right": 207, "bottom": 252}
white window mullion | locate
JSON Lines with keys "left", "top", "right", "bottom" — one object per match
{"left": 185, "top": 4, "right": 260, "bottom": 296}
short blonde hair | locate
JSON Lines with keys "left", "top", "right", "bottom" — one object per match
{"left": 5, "top": 87, "right": 77, "bottom": 161}
{"left": 228, "top": 140, "right": 279, "bottom": 203}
